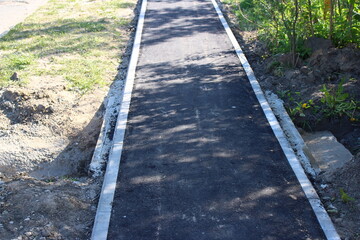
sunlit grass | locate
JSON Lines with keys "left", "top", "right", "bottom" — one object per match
{"left": 0, "top": 0, "right": 136, "bottom": 93}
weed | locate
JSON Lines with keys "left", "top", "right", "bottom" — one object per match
{"left": 339, "top": 188, "right": 355, "bottom": 204}
{"left": 320, "top": 79, "right": 358, "bottom": 119}
{"left": 62, "top": 176, "right": 79, "bottom": 182}
{"left": 288, "top": 99, "right": 315, "bottom": 118}
{"left": 44, "top": 177, "right": 57, "bottom": 183}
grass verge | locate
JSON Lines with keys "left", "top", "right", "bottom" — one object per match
{"left": 0, "top": 0, "right": 137, "bottom": 93}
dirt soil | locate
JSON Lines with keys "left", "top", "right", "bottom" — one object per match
{"left": 0, "top": 177, "right": 100, "bottom": 240}
{"left": 220, "top": 3, "right": 360, "bottom": 238}
{"left": 0, "top": 0, "right": 139, "bottom": 237}
{"left": 0, "top": 75, "right": 106, "bottom": 240}
{"left": 0, "top": 81, "right": 105, "bottom": 178}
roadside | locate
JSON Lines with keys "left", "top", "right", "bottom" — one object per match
{"left": 0, "top": 0, "right": 137, "bottom": 239}
{"left": 219, "top": 1, "right": 360, "bottom": 239}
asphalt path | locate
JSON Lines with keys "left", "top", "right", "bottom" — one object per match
{"left": 108, "top": 0, "right": 326, "bottom": 239}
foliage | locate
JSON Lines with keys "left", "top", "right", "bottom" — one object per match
{"left": 281, "top": 80, "right": 359, "bottom": 126}
{"left": 340, "top": 188, "right": 355, "bottom": 203}
{"left": 225, "top": 0, "right": 360, "bottom": 61}
{"left": 320, "top": 79, "right": 357, "bottom": 118}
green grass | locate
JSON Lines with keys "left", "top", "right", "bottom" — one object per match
{"left": 0, "top": 0, "right": 136, "bottom": 93}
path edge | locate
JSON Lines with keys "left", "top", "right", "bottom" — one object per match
{"left": 90, "top": 0, "right": 147, "bottom": 238}
{"left": 210, "top": 0, "right": 340, "bottom": 239}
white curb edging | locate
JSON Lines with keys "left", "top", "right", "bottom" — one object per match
{"left": 90, "top": 0, "right": 148, "bottom": 238}
{"left": 89, "top": 95, "right": 118, "bottom": 177}
{"left": 210, "top": 0, "right": 340, "bottom": 239}
{"left": 265, "top": 91, "right": 317, "bottom": 176}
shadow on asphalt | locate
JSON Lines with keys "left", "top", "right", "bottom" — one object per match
{"left": 106, "top": 0, "right": 326, "bottom": 238}
{"left": 109, "top": 59, "right": 325, "bottom": 239}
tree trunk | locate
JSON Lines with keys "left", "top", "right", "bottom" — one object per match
{"left": 308, "top": 0, "right": 314, "bottom": 36}
{"left": 329, "top": 0, "right": 334, "bottom": 41}
{"left": 292, "top": 0, "right": 299, "bottom": 66}
{"left": 347, "top": 0, "right": 355, "bottom": 39}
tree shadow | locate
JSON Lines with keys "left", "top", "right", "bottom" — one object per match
{"left": 104, "top": 0, "right": 327, "bottom": 237}
{"left": 108, "top": 57, "right": 326, "bottom": 239}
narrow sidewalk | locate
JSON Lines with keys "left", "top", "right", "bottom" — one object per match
{"left": 98, "top": 0, "right": 336, "bottom": 239}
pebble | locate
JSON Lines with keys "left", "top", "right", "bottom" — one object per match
{"left": 24, "top": 217, "right": 30, "bottom": 221}
{"left": 327, "top": 203, "right": 337, "bottom": 210}
{"left": 9, "top": 221, "right": 14, "bottom": 224}
{"left": 322, "top": 196, "right": 332, "bottom": 201}
{"left": 320, "top": 184, "right": 328, "bottom": 189}
{"left": 25, "top": 231, "right": 32, "bottom": 237}
{"left": 41, "top": 229, "right": 51, "bottom": 237}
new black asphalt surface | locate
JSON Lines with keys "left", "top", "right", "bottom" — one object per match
{"left": 108, "top": 0, "right": 326, "bottom": 239}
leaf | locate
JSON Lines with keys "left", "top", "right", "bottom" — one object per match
{"left": 339, "top": 188, "right": 355, "bottom": 203}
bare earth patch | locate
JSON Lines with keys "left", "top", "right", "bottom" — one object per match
{"left": 0, "top": 79, "right": 105, "bottom": 177}
{"left": 0, "top": 71, "right": 107, "bottom": 240}
{"left": 0, "top": 0, "right": 137, "bottom": 239}
{"left": 0, "top": 177, "right": 101, "bottom": 240}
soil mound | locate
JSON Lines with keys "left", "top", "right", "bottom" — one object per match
{"left": 1, "top": 89, "right": 55, "bottom": 124}
{"left": 0, "top": 83, "right": 105, "bottom": 178}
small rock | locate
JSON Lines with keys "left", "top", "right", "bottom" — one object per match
{"left": 41, "top": 229, "right": 51, "bottom": 237}
{"left": 10, "top": 72, "right": 19, "bottom": 81}
{"left": 322, "top": 196, "right": 332, "bottom": 201}
{"left": 320, "top": 184, "right": 328, "bottom": 189}
{"left": 327, "top": 205, "right": 339, "bottom": 214}
{"left": 37, "top": 104, "right": 46, "bottom": 112}
{"left": 334, "top": 218, "right": 343, "bottom": 223}
{"left": 46, "top": 106, "right": 54, "bottom": 113}
{"left": 306, "top": 71, "right": 316, "bottom": 83}
{"left": 328, "top": 203, "right": 337, "bottom": 210}
{"left": 0, "top": 180, "right": 4, "bottom": 185}
{"left": 25, "top": 231, "right": 32, "bottom": 237}
{"left": 284, "top": 69, "right": 300, "bottom": 82}
{"left": 24, "top": 217, "right": 30, "bottom": 221}
{"left": 300, "top": 66, "right": 310, "bottom": 74}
